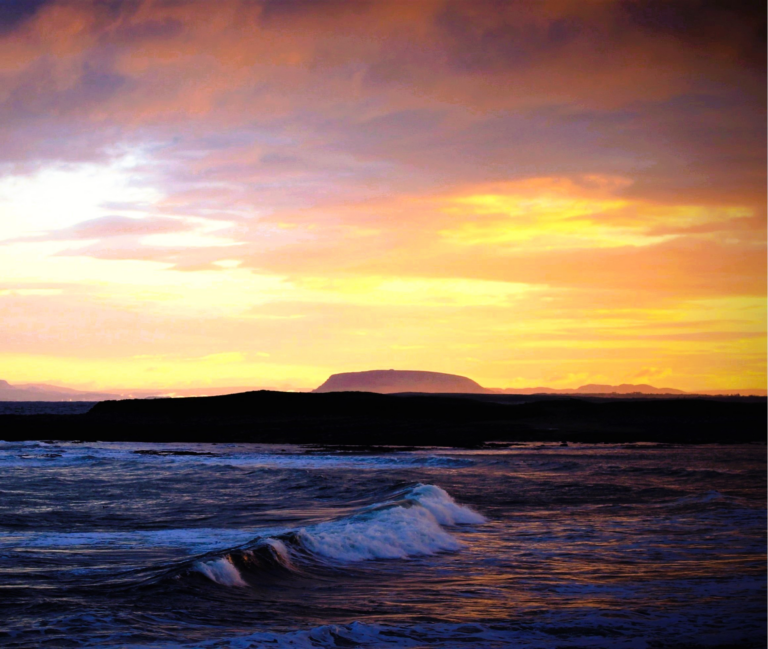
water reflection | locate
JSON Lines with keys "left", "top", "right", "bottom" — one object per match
{"left": 0, "top": 442, "right": 764, "bottom": 647}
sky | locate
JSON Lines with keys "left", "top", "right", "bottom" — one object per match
{"left": 0, "top": 0, "right": 765, "bottom": 392}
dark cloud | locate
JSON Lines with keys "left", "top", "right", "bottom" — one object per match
{"left": 1, "top": 59, "right": 130, "bottom": 124}
{"left": 434, "top": 0, "right": 587, "bottom": 73}
{"left": 620, "top": 0, "right": 767, "bottom": 72}
{"left": 0, "top": 0, "right": 49, "bottom": 34}
{"left": 258, "top": 0, "right": 371, "bottom": 23}
{"left": 112, "top": 16, "right": 184, "bottom": 42}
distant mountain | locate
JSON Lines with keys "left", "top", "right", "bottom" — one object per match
{"left": 3, "top": 375, "right": 762, "bottom": 402}
{"left": 313, "top": 372, "right": 758, "bottom": 396}
{"left": 498, "top": 383, "right": 687, "bottom": 395}
{"left": 0, "top": 381, "right": 287, "bottom": 401}
{"left": 0, "top": 380, "right": 119, "bottom": 402}
{"left": 573, "top": 383, "right": 687, "bottom": 395}
{"left": 314, "top": 370, "right": 491, "bottom": 394}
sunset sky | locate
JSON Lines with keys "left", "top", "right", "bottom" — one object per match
{"left": 0, "top": 0, "right": 765, "bottom": 392}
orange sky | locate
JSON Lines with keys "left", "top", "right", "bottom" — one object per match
{"left": 0, "top": 0, "right": 765, "bottom": 392}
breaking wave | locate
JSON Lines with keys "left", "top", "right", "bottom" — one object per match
{"left": 193, "top": 556, "right": 248, "bottom": 587}
{"left": 191, "top": 484, "right": 485, "bottom": 587}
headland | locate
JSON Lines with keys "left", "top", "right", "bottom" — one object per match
{"left": 0, "top": 390, "right": 764, "bottom": 446}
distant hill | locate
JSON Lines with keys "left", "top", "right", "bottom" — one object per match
{"left": 0, "top": 380, "right": 118, "bottom": 402}
{"left": 0, "top": 380, "right": 286, "bottom": 402}
{"left": 574, "top": 383, "right": 687, "bottom": 395}
{"left": 499, "top": 383, "right": 687, "bottom": 395}
{"left": 314, "top": 370, "right": 491, "bottom": 394}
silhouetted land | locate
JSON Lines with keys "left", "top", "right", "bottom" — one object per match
{"left": 0, "top": 391, "right": 765, "bottom": 446}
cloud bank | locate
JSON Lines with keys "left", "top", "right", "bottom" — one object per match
{"left": 0, "top": 0, "right": 764, "bottom": 391}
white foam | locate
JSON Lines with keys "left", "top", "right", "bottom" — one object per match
{"left": 406, "top": 484, "right": 487, "bottom": 525}
{"left": 296, "top": 483, "right": 485, "bottom": 563}
{"left": 4, "top": 483, "right": 486, "bottom": 589}
{"left": 192, "top": 557, "right": 247, "bottom": 587}
{"left": 298, "top": 504, "right": 462, "bottom": 562}
{"left": 263, "top": 484, "right": 485, "bottom": 564}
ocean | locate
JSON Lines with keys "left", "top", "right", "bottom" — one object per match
{"left": 0, "top": 402, "right": 98, "bottom": 416}
{"left": 0, "top": 433, "right": 764, "bottom": 647}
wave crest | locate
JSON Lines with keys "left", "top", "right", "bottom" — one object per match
{"left": 406, "top": 484, "right": 486, "bottom": 525}
{"left": 191, "top": 483, "right": 485, "bottom": 586}
{"left": 298, "top": 503, "right": 461, "bottom": 562}
{"left": 193, "top": 556, "right": 247, "bottom": 587}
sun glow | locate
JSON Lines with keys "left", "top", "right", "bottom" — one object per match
{"left": 0, "top": 158, "right": 161, "bottom": 241}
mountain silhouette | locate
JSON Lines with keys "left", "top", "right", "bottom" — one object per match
{"left": 313, "top": 371, "right": 690, "bottom": 396}
{"left": 0, "top": 380, "right": 117, "bottom": 402}
{"left": 314, "top": 370, "right": 490, "bottom": 394}
{"left": 499, "top": 383, "right": 688, "bottom": 395}
{"left": 572, "top": 383, "right": 686, "bottom": 395}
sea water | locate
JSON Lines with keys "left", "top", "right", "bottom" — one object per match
{"left": 0, "top": 437, "right": 764, "bottom": 648}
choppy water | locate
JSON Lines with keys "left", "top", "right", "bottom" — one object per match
{"left": 0, "top": 440, "right": 764, "bottom": 648}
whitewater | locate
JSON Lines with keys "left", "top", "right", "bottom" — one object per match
{"left": 0, "top": 440, "right": 764, "bottom": 648}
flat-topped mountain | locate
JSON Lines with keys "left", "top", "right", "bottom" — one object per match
{"left": 314, "top": 370, "right": 491, "bottom": 394}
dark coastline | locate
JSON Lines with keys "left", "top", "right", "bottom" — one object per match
{"left": 0, "top": 391, "right": 765, "bottom": 446}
